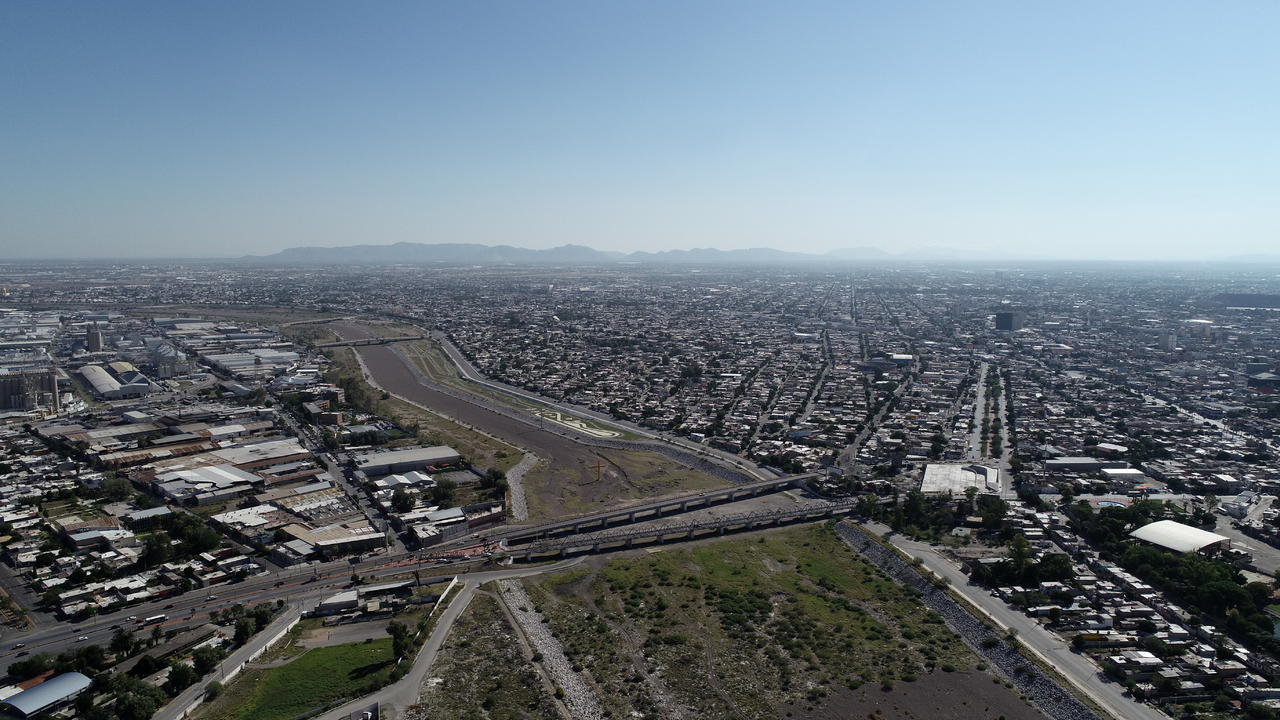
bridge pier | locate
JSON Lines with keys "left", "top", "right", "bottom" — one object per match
{"left": 679, "top": 500, "right": 689, "bottom": 512}
{"left": 624, "top": 538, "right": 633, "bottom": 549}
{"left": 627, "top": 511, "right": 636, "bottom": 523}
{"left": 717, "top": 527, "right": 726, "bottom": 536}
{"left": 592, "top": 543, "right": 600, "bottom": 553}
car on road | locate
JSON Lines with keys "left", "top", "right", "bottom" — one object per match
{"left": 10, "top": 643, "right": 25, "bottom": 649}
{"left": 126, "top": 615, "right": 137, "bottom": 621}
{"left": 205, "top": 595, "right": 217, "bottom": 601}
{"left": 163, "top": 603, "right": 175, "bottom": 609}
{"left": 75, "top": 636, "right": 88, "bottom": 642}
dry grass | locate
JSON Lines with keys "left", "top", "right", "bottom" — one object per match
{"left": 522, "top": 524, "right": 983, "bottom": 720}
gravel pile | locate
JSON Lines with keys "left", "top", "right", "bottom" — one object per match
{"left": 504, "top": 453, "right": 537, "bottom": 521}
{"left": 498, "top": 580, "right": 604, "bottom": 720}
{"left": 835, "top": 524, "right": 1100, "bottom": 720}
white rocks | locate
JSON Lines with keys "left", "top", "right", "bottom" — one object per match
{"left": 499, "top": 579, "right": 604, "bottom": 720}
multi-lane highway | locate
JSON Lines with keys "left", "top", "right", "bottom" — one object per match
{"left": 0, "top": 548, "right": 461, "bottom": 674}
{"left": 0, "top": 470, "right": 820, "bottom": 673}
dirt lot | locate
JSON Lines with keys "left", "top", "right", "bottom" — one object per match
{"left": 410, "top": 591, "right": 559, "bottom": 720}
{"left": 518, "top": 524, "right": 1032, "bottom": 720}
{"left": 299, "top": 619, "right": 391, "bottom": 648}
{"left": 331, "top": 321, "right": 726, "bottom": 521}
{"left": 784, "top": 671, "right": 1043, "bottom": 720}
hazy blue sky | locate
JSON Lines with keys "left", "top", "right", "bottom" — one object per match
{"left": 2, "top": 2, "right": 1277, "bottom": 260}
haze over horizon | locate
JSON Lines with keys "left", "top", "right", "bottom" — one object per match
{"left": 2, "top": 2, "right": 1277, "bottom": 261}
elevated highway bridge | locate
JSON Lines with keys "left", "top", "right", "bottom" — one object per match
{"left": 316, "top": 335, "right": 424, "bottom": 348}
{"left": 501, "top": 472, "right": 819, "bottom": 544}
{"left": 507, "top": 497, "right": 866, "bottom": 561}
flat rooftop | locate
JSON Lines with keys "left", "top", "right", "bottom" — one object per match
{"left": 921, "top": 463, "right": 1000, "bottom": 495}
{"left": 355, "top": 445, "right": 460, "bottom": 470}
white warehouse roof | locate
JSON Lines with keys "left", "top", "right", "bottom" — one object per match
{"left": 1129, "top": 520, "right": 1230, "bottom": 554}
{"left": 77, "top": 364, "right": 121, "bottom": 395}
{"left": 2, "top": 672, "right": 92, "bottom": 717}
{"left": 920, "top": 463, "right": 1000, "bottom": 495}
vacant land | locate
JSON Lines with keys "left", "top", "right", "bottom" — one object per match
{"left": 329, "top": 324, "right": 728, "bottom": 521}
{"left": 521, "top": 447, "right": 725, "bottom": 520}
{"left": 40, "top": 498, "right": 107, "bottom": 520}
{"left": 194, "top": 638, "right": 395, "bottom": 720}
{"left": 785, "top": 671, "right": 1043, "bottom": 720}
{"left": 521, "top": 524, "right": 1039, "bottom": 720}
{"left": 411, "top": 591, "right": 559, "bottom": 720}
{"left": 280, "top": 323, "right": 341, "bottom": 347}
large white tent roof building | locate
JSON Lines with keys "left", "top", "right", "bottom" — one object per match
{"left": 1129, "top": 520, "right": 1230, "bottom": 554}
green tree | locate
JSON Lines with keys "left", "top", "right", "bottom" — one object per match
{"left": 192, "top": 645, "right": 224, "bottom": 675}
{"left": 234, "top": 617, "right": 256, "bottom": 645}
{"left": 430, "top": 478, "right": 457, "bottom": 508}
{"left": 165, "top": 664, "right": 198, "bottom": 695}
{"left": 109, "top": 629, "right": 135, "bottom": 656}
{"left": 8, "top": 653, "right": 54, "bottom": 679}
{"left": 480, "top": 468, "right": 506, "bottom": 489}
{"left": 140, "top": 532, "right": 174, "bottom": 567}
{"left": 116, "top": 692, "right": 161, "bottom": 720}
{"left": 1009, "top": 534, "right": 1032, "bottom": 579}
{"left": 249, "top": 603, "right": 274, "bottom": 631}
{"left": 133, "top": 654, "right": 162, "bottom": 676}
{"left": 387, "top": 620, "right": 412, "bottom": 659}
{"left": 102, "top": 476, "right": 134, "bottom": 501}
{"left": 390, "top": 488, "right": 414, "bottom": 514}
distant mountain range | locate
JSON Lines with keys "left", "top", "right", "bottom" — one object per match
{"left": 242, "top": 242, "right": 1003, "bottom": 266}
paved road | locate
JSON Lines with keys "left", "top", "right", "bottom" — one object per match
{"left": 837, "top": 373, "right": 911, "bottom": 468}
{"left": 0, "top": 467, "right": 814, "bottom": 670}
{"left": 313, "top": 560, "right": 582, "bottom": 720}
{"left": 153, "top": 602, "right": 308, "bottom": 720}
{"left": 0, "top": 548, "right": 459, "bottom": 674}
{"left": 966, "top": 362, "right": 989, "bottom": 461}
{"left": 1213, "top": 497, "right": 1280, "bottom": 576}
{"left": 865, "top": 522, "right": 1167, "bottom": 720}
{"left": 278, "top": 409, "right": 401, "bottom": 553}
